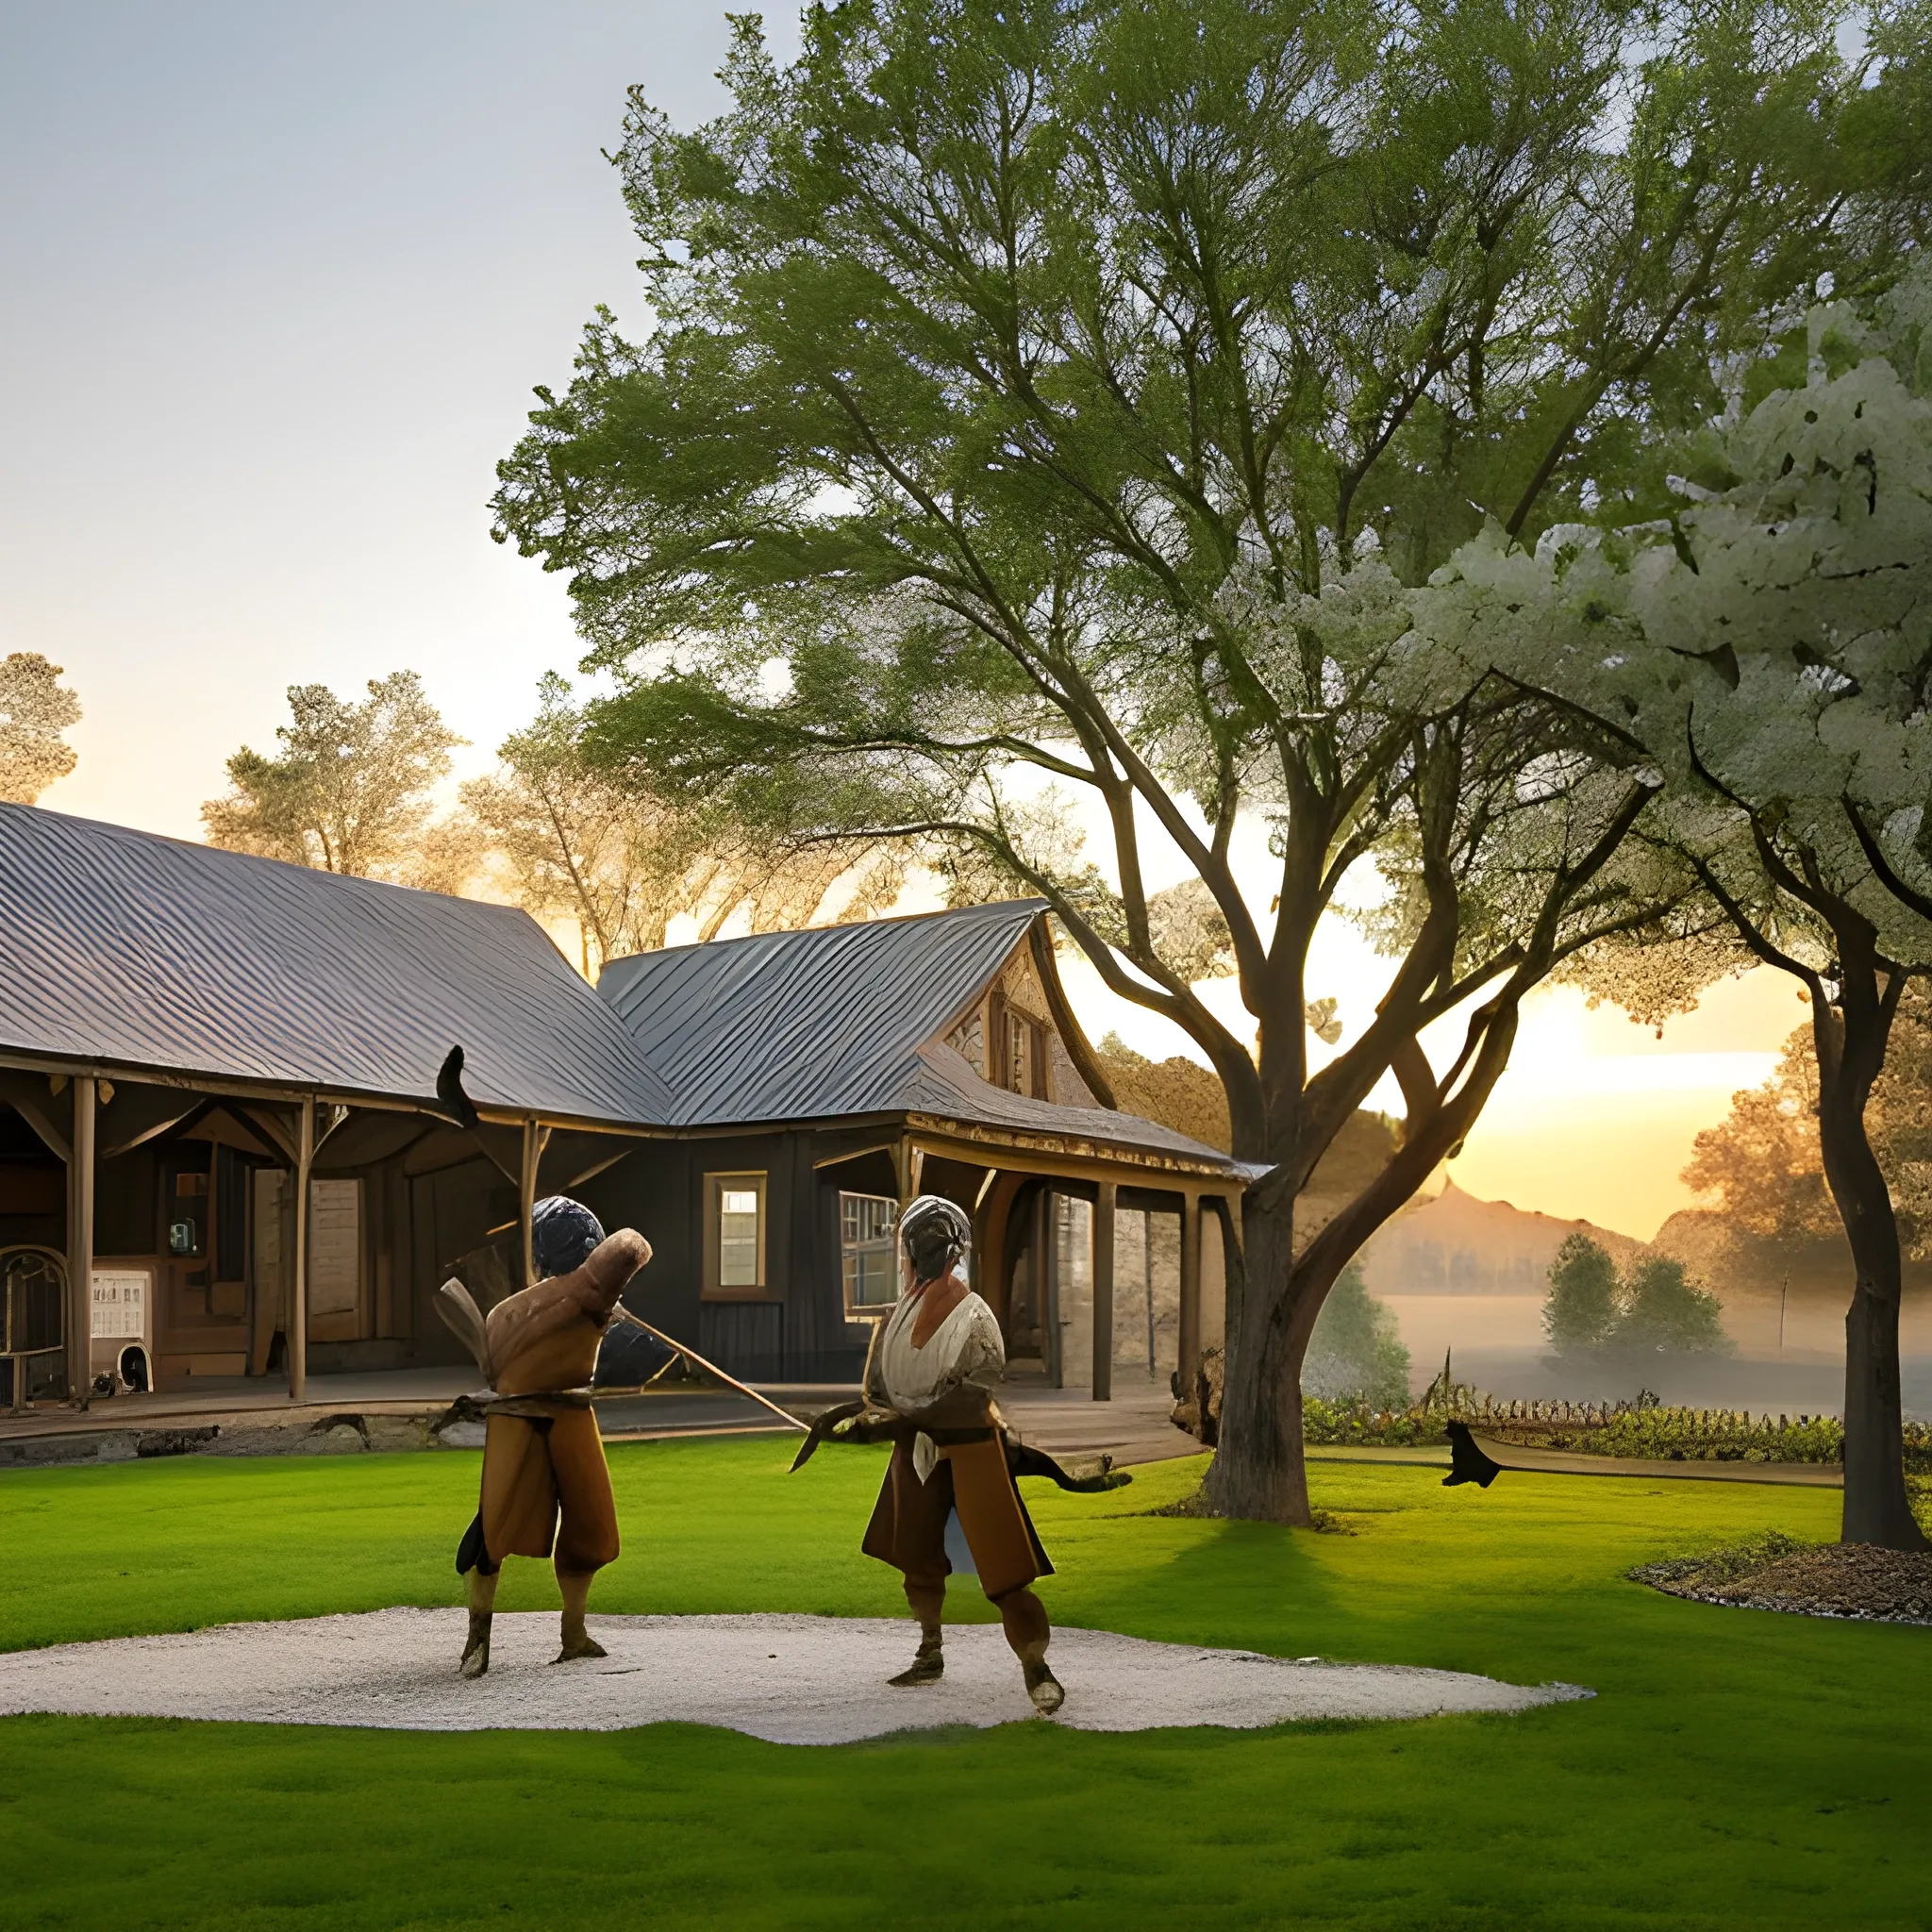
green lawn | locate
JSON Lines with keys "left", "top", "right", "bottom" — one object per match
{"left": 1, "top": 1438, "right": 1926, "bottom": 1931}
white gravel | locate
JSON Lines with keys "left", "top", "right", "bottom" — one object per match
{"left": 0, "top": 1611, "right": 1590, "bottom": 1743}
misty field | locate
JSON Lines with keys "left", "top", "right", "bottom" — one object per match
{"left": 1, "top": 1437, "right": 1926, "bottom": 1930}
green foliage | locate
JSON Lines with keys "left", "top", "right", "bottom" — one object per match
{"left": 200, "top": 671, "right": 461, "bottom": 878}
{"left": 1544, "top": 1232, "right": 1620, "bottom": 1356}
{"left": 1302, "top": 1388, "right": 1932, "bottom": 1470}
{"left": 1617, "top": 1257, "right": 1733, "bottom": 1358}
{"left": 1301, "top": 1261, "right": 1411, "bottom": 1408}
{"left": 1541, "top": 1235, "right": 1733, "bottom": 1361}
{"left": 490, "top": 0, "right": 1915, "bottom": 1177}
{"left": 0, "top": 652, "right": 80, "bottom": 805}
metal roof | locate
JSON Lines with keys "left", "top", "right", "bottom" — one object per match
{"left": 0, "top": 804, "right": 676, "bottom": 1125}
{"left": 597, "top": 903, "right": 1241, "bottom": 1171}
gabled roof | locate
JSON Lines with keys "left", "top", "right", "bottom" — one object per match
{"left": 0, "top": 804, "right": 676, "bottom": 1125}
{"left": 597, "top": 900, "right": 1041, "bottom": 1128}
{"left": 597, "top": 901, "right": 1240, "bottom": 1171}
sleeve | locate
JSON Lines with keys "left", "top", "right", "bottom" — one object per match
{"left": 952, "top": 1299, "right": 1006, "bottom": 1396}
{"left": 575, "top": 1229, "right": 653, "bottom": 1323}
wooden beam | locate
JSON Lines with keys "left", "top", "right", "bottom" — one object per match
{"left": 906, "top": 1122, "right": 1240, "bottom": 1191}
{"left": 519, "top": 1118, "right": 549, "bottom": 1287}
{"left": 291, "top": 1095, "right": 314, "bottom": 1402}
{"left": 99, "top": 1101, "right": 208, "bottom": 1161}
{"left": 1178, "top": 1189, "right": 1202, "bottom": 1390}
{"left": 1091, "top": 1178, "right": 1116, "bottom": 1402}
{"left": 7, "top": 1083, "right": 70, "bottom": 1164}
{"left": 65, "top": 1077, "right": 95, "bottom": 1406}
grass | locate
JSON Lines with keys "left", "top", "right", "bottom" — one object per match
{"left": 1, "top": 1437, "right": 1928, "bottom": 1931}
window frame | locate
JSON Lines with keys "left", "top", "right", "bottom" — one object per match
{"left": 838, "top": 1190, "right": 900, "bottom": 1319}
{"left": 703, "top": 1170, "right": 773, "bottom": 1302}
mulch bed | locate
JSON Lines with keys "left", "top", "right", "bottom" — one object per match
{"left": 1632, "top": 1532, "right": 1932, "bottom": 1625}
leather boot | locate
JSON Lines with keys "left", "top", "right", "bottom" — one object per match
{"left": 555, "top": 1567, "right": 607, "bottom": 1662}
{"left": 1017, "top": 1637, "right": 1062, "bottom": 1714}
{"left": 889, "top": 1626, "right": 944, "bottom": 1687}
{"left": 460, "top": 1567, "right": 498, "bottom": 1679}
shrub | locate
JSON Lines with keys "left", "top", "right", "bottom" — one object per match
{"left": 1301, "top": 1262, "right": 1411, "bottom": 1408}
{"left": 1541, "top": 1236, "right": 1733, "bottom": 1361}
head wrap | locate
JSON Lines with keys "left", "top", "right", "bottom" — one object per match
{"left": 531, "top": 1195, "right": 606, "bottom": 1279}
{"left": 899, "top": 1193, "right": 972, "bottom": 1285}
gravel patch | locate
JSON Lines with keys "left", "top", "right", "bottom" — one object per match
{"left": 0, "top": 1611, "right": 1590, "bottom": 1743}
{"left": 1632, "top": 1536, "right": 1932, "bottom": 1625}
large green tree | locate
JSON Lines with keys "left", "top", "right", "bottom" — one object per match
{"left": 494, "top": 0, "right": 1912, "bottom": 1522}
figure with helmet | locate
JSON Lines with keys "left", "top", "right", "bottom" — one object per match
{"left": 792, "top": 1191, "right": 1122, "bottom": 1715}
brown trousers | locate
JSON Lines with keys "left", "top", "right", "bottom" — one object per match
{"left": 479, "top": 1408, "right": 620, "bottom": 1577}
{"left": 862, "top": 1435, "right": 1051, "bottom": 1660}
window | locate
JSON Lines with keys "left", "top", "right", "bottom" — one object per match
{"left": 1001, "top": 1007, "right": 1050, "bottom": 1099}
{"left": 841, "top": 1192, "right": 899, "bottom": 1315}
{"left": 704, "top": 1172, "right": 769, "bottom": 1299}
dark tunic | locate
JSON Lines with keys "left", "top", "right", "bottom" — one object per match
{"left": 475, "top": 1229, "right": 647, "bottom": 1575}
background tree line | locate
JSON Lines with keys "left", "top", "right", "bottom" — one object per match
{"left": 198, "top": 669, "right": 904, "bottom": 972}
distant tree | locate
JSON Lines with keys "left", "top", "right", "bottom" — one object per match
{"left": 1681, "top": 1028, "right": 1838, "bottom": 1246}
{"left": 1543, "top": 1232, "right": 1731, "bottom": 1359}
{"left": 463, "top": 675, "right": 906, "bottom": 974}
{"left": 0, "top": 653, "right": 81, "bottom": 805}
{"left": 1614, "top": 1257, "right": 1732, "bottom": 1357}
{"left": 202, "top": 673, "right": 461, "bottom": 877}
{"left": 1303, "top": 1262, "right": 1411, "bottom": 1409}
{"left": 1543, "top": 1234, "right": 1621, "bottom": 1358}
{"left": 1687, "top": 996, "right": 1932, "bottom": 1258}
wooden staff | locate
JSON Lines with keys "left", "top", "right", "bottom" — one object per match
{"left": 608, "top": 1305, "right": 808, "bottom": 1434}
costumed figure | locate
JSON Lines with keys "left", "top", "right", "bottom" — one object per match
{"left": 434, "top": 1195, "right": 651, "bottom": 1679}
{"left": 791, "top": 1193, "right": 1128, "bottom": 1716}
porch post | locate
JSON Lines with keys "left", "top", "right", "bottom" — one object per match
{"left": 65, "top": 1076, "right": 96, "bottom": 1406}
{"left": 520, "top": 1116, "right": 541, "bottom": 1287}
{"left": 290, "top": 1094, "right": 314, "bottom": 1403}
{"left": 1091, "top": 1178, "right": 1116, "bottom": 1401}
{"left": 1178, "top": 1189, "right": 1202, "bottom": 1388}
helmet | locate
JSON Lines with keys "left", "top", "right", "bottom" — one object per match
{"left": 531, "top": 1195, "right": 606, "bottom": 1278}
{"left": 898, "top": 1193, "right": 971, "bottom": 1284}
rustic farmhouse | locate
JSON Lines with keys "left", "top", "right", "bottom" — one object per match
{"left": 0, "top": 803, "right": 1244, "bottom": 1409}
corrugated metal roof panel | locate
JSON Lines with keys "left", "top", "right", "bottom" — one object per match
{"left": 901, "top": 1042, "right": 1241, "bottom": 1168}
{"left": 598, "top": 904, "right": 1241, "bottom": 1172}
{"left": 597, "top": 901, "right": 1040, "bottom": 1127}
{"left": 0, "top": 803, "right": 676, "bottom": 1124}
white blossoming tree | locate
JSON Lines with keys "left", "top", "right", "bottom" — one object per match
{"left": 1418, "top": 276, "right": 1932, "bottom": 1548}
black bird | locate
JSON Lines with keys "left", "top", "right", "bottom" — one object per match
{"left": 1442, "top": 1419, "right": 1503, "bottom": 1489}
{"left": 436, "top": 1044, "right": 481, "bottom": 1131}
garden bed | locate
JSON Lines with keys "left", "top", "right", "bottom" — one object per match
{"left": 1631, "top": 1531, "right": 1932, "bottom": 1625}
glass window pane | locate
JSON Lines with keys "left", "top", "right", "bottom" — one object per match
{"left": 839, "top": 1191, "right": 899, "bottom": 1308}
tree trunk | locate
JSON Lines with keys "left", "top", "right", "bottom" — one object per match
{"left": 1204, "top": 1187, "right": 1312, "bottom": 1524}
{"left": 1816, "top": 1066, "right": 1929, "bottom": 1551}
{"left": 1816, "top": 1004, "right": 1924, "bottom": 1545}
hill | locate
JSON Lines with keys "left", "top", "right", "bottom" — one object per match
{"left": 1358, "top": 1179, "right": 1646, "bottom": 1297}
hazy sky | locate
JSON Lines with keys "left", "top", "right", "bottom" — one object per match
{"left": 2, "top": 1, "right": 794, "bottom": 838}
{"left": 1, "top": 2, "right": 1794, "bottom": 1241}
